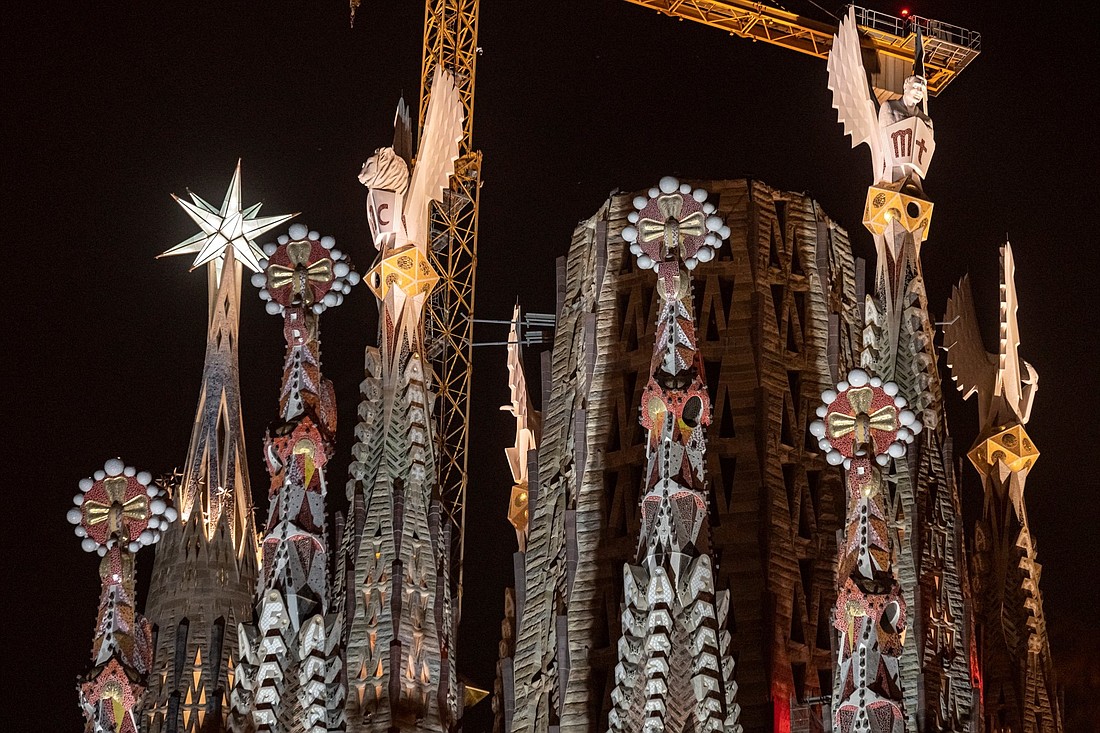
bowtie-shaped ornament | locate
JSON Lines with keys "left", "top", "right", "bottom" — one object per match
{"left": 255, "top": 224, "right": 358, "bottom": 315}
{"left": 266, "top": 239, "right": 333, "bottom": 307}
{"left": 637, "top": 194, "right": 708, "bottom": 259}
{"left": 68, "top": 459, "right": 175, "bottom": 556}
{"left": 622, "top": 177, "right": 728, "bottom": 273}
{"left": 83, "top": 477, "right": 149, "bottom": 540}
{"left": 811, "top": 369, "right": 920, "bottom": 469}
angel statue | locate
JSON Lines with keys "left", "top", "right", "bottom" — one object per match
{"left": 357, "top": 66, "right": 464, "bottom": 372}
{"left": 828, "top": 7, "right": 936, "bottom": 187}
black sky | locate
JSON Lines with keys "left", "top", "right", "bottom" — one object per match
{"left": 7, "top": 1, "right": 1098, "bottom": 729}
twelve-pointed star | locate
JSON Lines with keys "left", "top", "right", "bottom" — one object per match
{"left": 159, "top": 160, "right": 297, "bottom": 273}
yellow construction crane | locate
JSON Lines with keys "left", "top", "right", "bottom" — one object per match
{"left": 623, "top": 1, "right": 980, "bottom": 100}
{"left": 420, "top": 0, "right": 481, "bottom": 615}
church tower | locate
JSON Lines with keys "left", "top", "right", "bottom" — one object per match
{"left": 338, "top": 68, "right": 465, "bottom": 732}
{"left": 945, "top": 243, "right": 1063, "bottom": 732}
{"left": 144, "top": 163, "right": 294, "bottom": 733}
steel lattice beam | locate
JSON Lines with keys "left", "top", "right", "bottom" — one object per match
{"left": 420, "top": 0, "right": 480, "bottom": 615}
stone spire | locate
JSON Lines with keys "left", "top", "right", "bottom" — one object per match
{"left": 828, "top": 10, "right": 976, "bottom": 728}
{"left": 144, "top": 165, "right": 295, "bottom": 733}
{"left": 945, "top": 243, "right": 1062, "bottom": 732}
{"left": 68, "top": 459, "right": 174, "bottom": 733}
{"left": 338, "top": 68, "right": 464, "bottom": 732}
{"left": 229, "top": 224, "right": 358, "bottom": 733}
{"left": 607, "top": 176, "right": 741, "bottom": 733}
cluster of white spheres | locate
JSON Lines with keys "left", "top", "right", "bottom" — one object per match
{"left": 252, "top": 223, "right": 360, "bottom": 315}
{"left": 621, "top": 176, "right": 730, "bottom": 272}
{"left": 66, "top": 459, "right": 178, "bottom": 556}
{"left": 809, "top": 368, "right": 923, "bottom": 469}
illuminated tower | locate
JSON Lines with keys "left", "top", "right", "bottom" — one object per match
{"left": 144, "top": 163, "right": 295, "bottom": 733}
{"left": 944, "top": 243, "right": 1063, "bottom": 732}
{"left": 229, "top": 224, "right": 357, "bottom": 732}
{"left": 507, "top": 178, "right": 861, "bottom": 733}
{"left": 69, "top": 459, "right": 174, "bottom": 733}
{"left": 828, "top": 10, "right": 976, "bottom": 729}
{"left": 338, "top": 67, "right": 464, "bottom": 732}
{"left": 606, "top": 176, "right": 741, "bottom": 733}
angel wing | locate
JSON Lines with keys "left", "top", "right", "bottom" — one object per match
{"left": 943, "top": 273, "right": 996, "bottom": 406}
{"left": 404, "top": 66, "right": 464, "bottom": 249}
{"left": 997, "top": 243, "right": 1038, "bottom": 423}
{"left": 827, "top": 7, "right": 885, "bottom": 182}
{"left": 392, "top": 97, "right": 413, "bottom": 167}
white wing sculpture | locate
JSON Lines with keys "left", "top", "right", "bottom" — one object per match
{"left": 944, "top": 242, "right": 1037, "bottom": 428}
{"left": 827, "top": 7, "right": 886, "bottom": 183}
{"left": 404, "top": 66, "right": 464, "bottom": 251}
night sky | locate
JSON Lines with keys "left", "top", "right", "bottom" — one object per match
{"left": 8, "top": 1, "right": 1098, "bottom": 729}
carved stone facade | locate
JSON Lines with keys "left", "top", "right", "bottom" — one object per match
{"left": 508, "top": 179, "right": 861, "bottom": 733}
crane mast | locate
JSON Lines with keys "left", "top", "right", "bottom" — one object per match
{"left": 420, "top": 0, "right": 481, "bottom": 615}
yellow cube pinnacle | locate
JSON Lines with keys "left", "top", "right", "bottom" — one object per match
{"left": 366, "top": 244, "right": 440, "bottom": 301}
{"left": 967, "top": 424, "right": 1039, "bottom": 476}
{"left": 508, "top": 484, "right": 529, "bottom": 535}
{"left": 864, "top": 181, "right": 933, "bottom": 242}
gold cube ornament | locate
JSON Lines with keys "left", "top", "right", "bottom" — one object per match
{"left": 508, "top": 484, "right": 529, "bottom": 535}
{"left": 366, "top": 244, "right": 440, "bottom": 301}
{"left": 967, "top": 424, "right": 1039, "bottom": 475}
{"left": 864, "top": 181, "right": 933, "bottom": 241}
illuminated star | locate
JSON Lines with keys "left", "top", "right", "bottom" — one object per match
{"left": 159, "top": 160, "right": 297, "bottom": 273}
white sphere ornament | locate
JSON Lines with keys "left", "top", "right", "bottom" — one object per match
{"left": 648, "top": 187, "right": 660, "bottom": 198}
{"left": 719, "top": 225, "right": 730, "bottom": 239}
{"left": 308, "top": 230, "right": 320, "bottom": 241}
{"left": 633, "top": 195, "right": 648, "bottom": 209}
{"left": 888, "top": 442, "right": 907, "bottom": 458}
{"left": 75, "top": 526, "right": 87, "bottom": 538}
{"left": 702, "top": 202, "right": 716, "bottom": 214}
{"left": 150, "top": 498, "right": 167, "bottom": 515}
{"left": 816, "top": 405, "right": 828, "bottom": 418}
{"left": 128, "top": 541, "right": 142, "bottom": 553}
{"left": 627, "top": 211, "right": 639, "bottom": 223}
{"left": 659, "top": 176, "right": 678, "bottom": 194}
{"left": 826, "top": 451, "right": 844, "bottom": 466}
{"left": 139, "top": 530, "right": 156, "bottom": 545}
{"left": 876, "top": 454, "right": 891, "bottom": 466}
{"left": 692, "top": 188, "right": 708, "bottom": 203}
{"left": 136, "top": 471, "right": 152, "bottom": 486}
{"left": 277, "top": 234, "right": 289, "bottom": 244}
{"left": 870, "top": 376, "right": 883, "bottom": 387}
{"left": 82, "top": 538, "right": 98, "bottom": 553}
{"left": 97, "top": 546, "right": 108, "bottom": 557}
{"left": 263, "top": 242, "right": 278, "bottom": 256}
{"left": 124, "top": 465, "right": 136, "bottom": 477}
{"left": 822, "top": 389, "right": 838, "bottom": 404}
{"left": 622, "top": 226, "right": 638, "bottom": 242}
{"left": 347, "top": 271, "right": 361, "bottom": 286}
{"left": 637, "top": 254, "right": 653, "bottom": 270}
{"left": 334, "top": 262, "right": 350, "bottom": 278}
{"left": 706, "top": 215, "right": 723, "bottom": 231}
{"left": 629, "top": 244, "right": 642, "bottom": 255}
{"left": 79, "top": 477, "right": 93, "bottom": 492}
{"left": 146, "top": 485, "right": 159, "bottom": 497}
{"left": 685, "top": 257, "right": 698, "bottom": 270}
{"left": 323, "top": 292, "right": 339, "bottom": 307}
{"left": 288, "top": 223, "right": 309, "bottom": 240}
{"left": 883, "top": 382, "right": 899, "bottom": 397}
{"left": 321, "top": 235, "right": 336, "bottom": 249}
{"left": 809, "top": 420, "right": 826, "bottom": 438}
{"left": 251, "top": 272, "right": 267, "bottom": 288}
{"left": 73, "top": 494, "right": 84, "bottom": 506}
{"left": 330, "top": 248, "right": 343, "bottom": 260}
{"left": 94, "top": 470, "right": 105, "bottom": 481}
{"left": 165, "top": 507, "right": 179, "bottom": 523}
{"left": 67, "top": 507, "right": 83, "bottom": 525}
{"left": 104, "top": 459, "right": 125, "bottom": 477}
{"left": 848, "top": 369, "right": 869, "bottom": 387}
